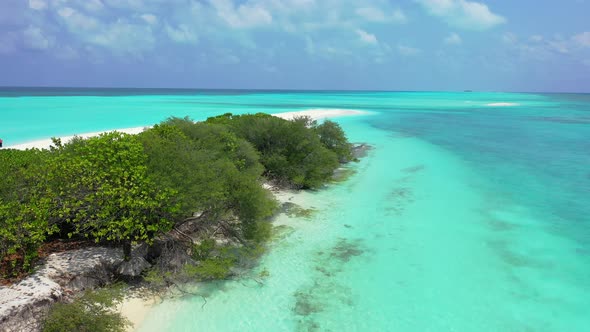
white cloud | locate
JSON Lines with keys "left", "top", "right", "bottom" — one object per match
{"left": 28, "top": 0, "right": 47, "bottom": 10}
{"left": 210, "top": 0, "right": 272, "bottom": 28}
{"left": 23, "top": 26, "right": 53, "bottom": 50}
{"left": 416, "top": 0, "right": 505, "bottom": 30}
{"left": 58, "top": 7, "right": 100, "bottom": 30}
{"left": 102, "top": 0, "right": 146, "bottom": 11}
{"left": 356, "top": 29, "right": 378, "bottom": 45}
{"left": 355, "top": 7, "right": 407, "bottom": 24}
{"left": 141, "top": 14, "right": 158, "bottom": 25}
{"left": 573, "top": 32, "right": 590, "bottom": 47}
{"left": 391, "top": 9, "right": 407, "bottom": 23}
{"left": 55, "top": 5, "right": 155, "bottom": 56}
{"left": 398, "top": 44, "right": 421, "bottom": 56}
{"left": 502, "top": 32, "right": 517, "bottom": 44}
{"left": 444, "top": 32, "right": 462, "bottom": 45}
{"left": 501, "top": 32, "right": 588, "bottom": 62}
{"left": 81, "top": 0, "right": 105, "bottom": 12}
{"left": 166, "top": 24, "right": 198, "bottom": 43}
{"left": 90, "top": 21, "right": 155, "bottom": 55}
{"left": 547, "top": 39, "right": 569, "bottom": 54}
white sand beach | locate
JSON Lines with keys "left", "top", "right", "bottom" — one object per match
{"left": 7, "top": 109, "right": 369, "bottom": 151}
{"left": 272, "top": 108, "right": 369, "bottom": 121}
{"left": 486, "top": 102, "right": 520, "bottom": 107}
{"left": 8, "top": 126, "right": 148, "bottom": 150}
{"left": 119, "top": 295, "right": 160, "bottom": 332}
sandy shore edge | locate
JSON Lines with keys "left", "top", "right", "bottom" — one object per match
{"left": 119, "top": 294, "right": 160, "bottom": 332}
{"left": 7, "top": 109, "right": 370, "bottom": 150}
{"left": 119, "top": 185, "right": 309, "bottom": 332}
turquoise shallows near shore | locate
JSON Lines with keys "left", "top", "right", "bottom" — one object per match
{"left": 2, "top": 90, "right": 590, "bottom": 331}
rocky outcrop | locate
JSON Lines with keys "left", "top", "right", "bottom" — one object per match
{"left": 117, "top": 256, "right": 151, "bottom": 278}
{"left": 351, "top": 143, "right": 372, "bottom": 159}
{"left": 0, "top": 276, "right": 61, "bottom": 332}
{"left": 0, "top": 246, "right": 129, "bottom": 332}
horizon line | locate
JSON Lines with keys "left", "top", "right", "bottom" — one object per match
{"left": 0, "top": 85, "right": 588, "bottom": 95}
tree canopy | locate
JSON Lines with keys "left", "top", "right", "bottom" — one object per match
{"left": 0, "top": 113, "right": 353, "bottom": 277}
{"left": 207, "top": 113, "right": 353, "bottom": 188}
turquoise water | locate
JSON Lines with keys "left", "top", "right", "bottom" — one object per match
{"left": 2, "top": 90, "right": 589, "bottom": 331}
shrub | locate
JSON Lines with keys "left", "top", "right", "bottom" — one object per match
{"left": 42, "top": 286, "right": 130, "bottom": 332}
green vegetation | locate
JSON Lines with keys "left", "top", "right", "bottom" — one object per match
{"left": 0, "top": 148, "right": 55, "bottom": 276}
{"left": 207, "top": 113, "right": 354, "bottom": 189}
{"left": 0, "top": 113, "right": 353, "bottom": 279}
{"left": 47, "top": 133, "right": 178, "bottom": 260}
{"left": 42, "top": 286, "right": 130, "bottom": 332}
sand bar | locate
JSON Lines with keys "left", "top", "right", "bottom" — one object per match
{"left": 7, "top": 109, "right": 369, "bottom": 150}
{"left": 486, "top": 102, "right": 520, "bottom": 107}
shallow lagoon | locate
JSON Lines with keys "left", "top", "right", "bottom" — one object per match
{"left": 3, "top": 90, "right": 589, "bottom": 331}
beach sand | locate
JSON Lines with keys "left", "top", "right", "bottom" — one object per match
{"left": 119, "top": 295, "right": 160, "bottom": 332}
{"left": 486, "top": 102, "right": 520, "bottom": 107}
{"left": 7, "top": 109, "right": 369, "bottom": 150}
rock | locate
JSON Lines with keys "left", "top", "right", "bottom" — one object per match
{"left": 351, "top": 143, "right": 372, "bottom": 159}
{"left": 116, "top": 256, "right": 151, "bottom": 278}
{"left": 0, "top": 276, "right": 61, "bottom": 332}
{"left": 37, "top": 247, "right": 123, "bottom": 291}
{"left": 0, "top": 246, "right": 125, "bottom": 331}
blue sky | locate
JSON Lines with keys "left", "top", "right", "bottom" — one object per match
{"left": 0, "top": 0, "right": 589, "bottom": 92}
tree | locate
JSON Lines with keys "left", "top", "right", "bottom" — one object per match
{"left": 46, "top": 132, "right": 177, "bottom": 260}
{"left": 0, "top": 149, "right": 55, "bottom": 276}
{"left": 207, "top": 113, "right": 340, "bottom": 188}
{"left": 138, "top": 119, "right": 277, "bottom": 238}
{"left": 314, "top": 120, "right": 354, "bottom": 163}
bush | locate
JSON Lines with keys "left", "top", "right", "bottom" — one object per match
{"left": 206, "top": 113, "right": 341, "bottom": 189}
{"left": 315, "top": 120, "right": 354, "bottom": 163}
{"left": 42, "top": 287, "right": 130, "bottom": 332}
{"left": 46, "top": 132, "right": 178, "bottom": 259}
{"left": 0, "top": 149, "right": 55, "bottom": 277}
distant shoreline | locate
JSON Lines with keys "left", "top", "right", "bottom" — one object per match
{"left": 7, "top": 109, "right": 370, "bottom": 150}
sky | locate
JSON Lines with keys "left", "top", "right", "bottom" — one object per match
{"left": 0, "top": 0, "right": 589, "bottom": 92}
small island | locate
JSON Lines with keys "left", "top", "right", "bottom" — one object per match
{"left": 0, "top": 110, "right": 367, "bottom": 332}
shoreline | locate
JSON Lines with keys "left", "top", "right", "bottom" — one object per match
{"left": 81, "top": 108, "right": 366, "bottom": 331}
{"left": 6, "top": 109, "right": 370, "bottom": 150}
{"left": 119, "top": 185, "right": 309, "bottom": 332}
{"left": 119, "top": 293, "right": 160, "bottom": 332}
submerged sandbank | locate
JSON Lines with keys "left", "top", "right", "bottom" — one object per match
{"left": 486, "top": 102, "right": 520, "bottom": 107}
{"left": 7, "top": 109, "right": 369, "bottom": 150}
{"left": 272, "top": 109, "right": 369, "bottom": 121}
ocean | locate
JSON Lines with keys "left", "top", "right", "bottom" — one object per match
{"left": 2, "top": 89, "right": 589, "bottom": 331}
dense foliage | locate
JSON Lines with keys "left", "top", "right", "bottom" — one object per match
{"left": 42, "top": 286, "right": 130, "bottom": 332}
{"left": 207, "top": 113, "right": 353, "bottom": 188}
{"left": 47, "top": 133, "right": 178, "bottom": 259}
{"left": 0, "top": 149, "right": 54, "bottom": 276}
{"left": 0, "top": 113, "right": 353, "bottom": 278}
